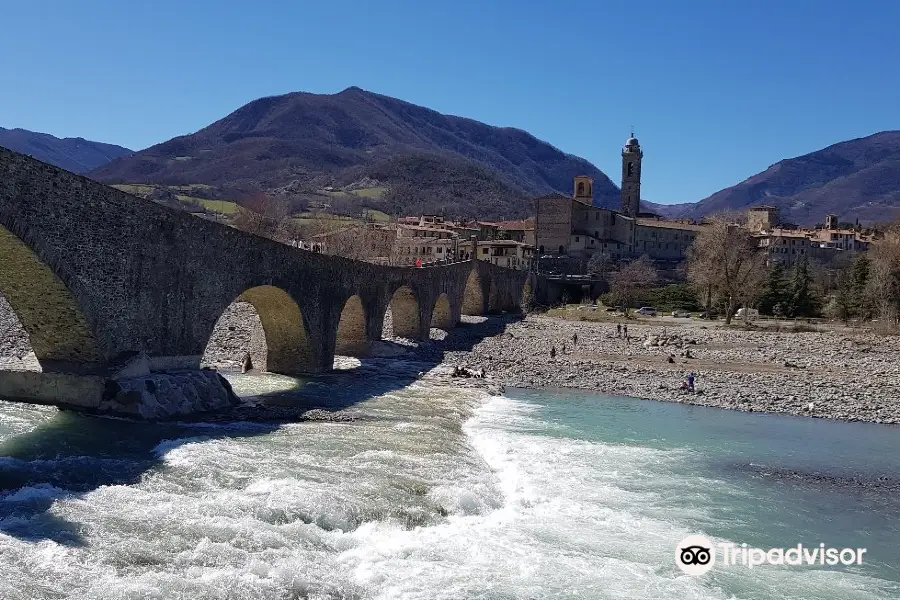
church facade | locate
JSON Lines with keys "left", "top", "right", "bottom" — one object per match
{"left": 534, "top": 136, "right": 703, "bottom": 262}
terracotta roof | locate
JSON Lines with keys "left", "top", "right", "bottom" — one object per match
{"left": 635, "top": 219, "right": 706, "bottom": 232}
{"left": 471, "top": 239, "right": 533, "bottom": 247}
{"left": 496, "top": 219, "right": 535, "bottom": 231}
{"left": 757, "top": 229, "right": 812, "bottom": 239}
{"left": 534, "top": 192, "right": 571, "bottom": 201}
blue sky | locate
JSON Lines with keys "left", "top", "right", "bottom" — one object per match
{"left": 2, "top": 0, "right": 898, "bottom": 204}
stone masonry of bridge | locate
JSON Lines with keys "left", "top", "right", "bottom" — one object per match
{"left": 0, "top": 147, "right": 532, "bottom": 418}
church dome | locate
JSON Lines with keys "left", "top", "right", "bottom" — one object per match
{"left": 625, "top": 136, "right": 640, "bottom": 147}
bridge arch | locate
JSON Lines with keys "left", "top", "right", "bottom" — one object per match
{"left": 0, "top": 223, "right": 101, "bottom": 370}
{"left": 335, "top": 294, "right": 369, "bottom": 356}
{"left": 386, "top": 285, "right": 421, "bottom": 339}
{"left": 462, "top": 270, "right": 485, "bottom": 316}
{"left": 430, "top": 293, "right": 454, "bottom": 330}
{"left": 204, "top": 285, "right": 314, "bottom": 374}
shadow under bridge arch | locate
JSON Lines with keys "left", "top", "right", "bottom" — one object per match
{"left": 204, "top": 285, "right": 315, "bottom": 375}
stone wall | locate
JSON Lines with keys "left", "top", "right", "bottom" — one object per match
{"left": 535, "top": 196, "right": 573, "bottom": 254}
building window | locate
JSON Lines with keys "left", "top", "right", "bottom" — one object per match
{"left": 575, "top": 236, "right": 580, "bottom": 242}
{"left": 482, "top": 248, "right": 488, "bottom": 255}
{"left": 559, "top": 245, "right": 565, "bottom": 254}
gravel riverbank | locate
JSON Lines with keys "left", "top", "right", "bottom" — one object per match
{"left": 441, "top": 314, "right": 900, "bottom": 425}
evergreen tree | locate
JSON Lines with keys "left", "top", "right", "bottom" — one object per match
{"left": 758, "top": 263, "right": 788, "bottom": 315}
{"left": 789, "top": 256, "right": 817, "bottom": 317}
{"left": 831, "top": 268, "right": 853, "bottom": 321}
{"left": 850, "top": 254, "right": 871, "bottom": 318}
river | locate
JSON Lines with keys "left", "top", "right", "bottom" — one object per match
{"left": 0, "top": 370, "right": 898, "bottom": 599}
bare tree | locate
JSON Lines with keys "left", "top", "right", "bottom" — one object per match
{"left": 609, "top": 255, "right": 658, "bottom": 314}
{"left": 307, "top": 223, "right": 408, "bottom": 265}
{"left": 868, "top": 223, "right": 900, "bottom": 327}
{"left": 233, "top": 192, "right": 293, "bottom": 241}
{"left": 587, "top": 251, "right": 614, "bottom": 280}
{"left": 687, "top": 214, "right": 766, "bottom": 324}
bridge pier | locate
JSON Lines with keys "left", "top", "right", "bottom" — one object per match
{"left": 0, "top": 371, "right": 106, "bottom": 410}
{"left": 0, "top": 353, "right": 241, "bottom": 420}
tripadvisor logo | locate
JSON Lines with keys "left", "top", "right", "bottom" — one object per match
{"left": 676, "top": 535, "right": 715, "bottom": 576}
{"left": 675, "top": 535, "right": 867, "bottom": 575}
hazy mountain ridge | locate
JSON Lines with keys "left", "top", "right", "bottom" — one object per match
{"left": 0, "top": 127, "right": 132, "bottom": 174}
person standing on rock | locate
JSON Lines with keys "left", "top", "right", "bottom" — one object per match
{"left": 687, "top": 372, "right": 695, "bottom": 393}
{"left": 616, "top": 323, "right": 622, "bottom": 338}
{"left": 572, "top": 332, "right": 578, "bottom": 348}
{"left": 550, "top": 346, "right": 556, "bottom": 359}
{"left": 241, "top": 352, "right": 253, "bottom": 374}
{"left": 623, "top": 324, "right": 628, "bottom": 340}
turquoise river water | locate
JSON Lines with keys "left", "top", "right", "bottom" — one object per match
{"left": 0, "top": 371, "right": 898, "bottom": 599}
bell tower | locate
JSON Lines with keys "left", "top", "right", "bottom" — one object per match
{"left": 620, "top": 133, "right": 643, "bottom": 217}
{"left": 573, "top": 175, "right": 593, "bottom": 204}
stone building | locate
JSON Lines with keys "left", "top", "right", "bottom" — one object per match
{"left": 748, "top": 206, "right": 779, "bottom": 231}
{"left": 534, "top": 135, "right": 702, "bottom": 263}
{"left": 459, "top": 239, "right": 534, "bottom": 270}
{"left": 751, "top": 207, "right": 874, "bottom": 267}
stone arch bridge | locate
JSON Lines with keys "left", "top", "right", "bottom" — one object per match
{"left": 0, "top": 148, "right": 533, "bottom": 415}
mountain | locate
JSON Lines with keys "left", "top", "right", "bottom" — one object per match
{"left": 0, "top": 127, "right": 132, "bottom": 174}
{"left": 90, "top": 87, "right": 623, "bottom": 219}
{"left": 679, "top": 131, "right": 900, "bottom": 226}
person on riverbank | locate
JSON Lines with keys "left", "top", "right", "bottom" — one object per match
{"left": 616, "top": 324, "right": 621, "bottom": 337}
{"left": 572, "top": 332, "right": 578, "bottom": 347}
{"left": 687, "top": 372, "right": 695, "bottom": 392}
{"left": 623, "top": 324, "right": 628, "bottom": 339}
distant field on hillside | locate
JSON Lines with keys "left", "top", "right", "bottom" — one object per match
{"left": 352, "top": 186, "right": 387, "bottom": 199}
{"left": 112, "top": 184, "right": 154, "bottom": 195}
{"left": 192, "top": 199, "right": 239, "bottom": 214}
{"left": 292, "top": 212, "right": 361, "bottom": 232}
{"left": 363, "top": 209, "right": 391, "bottom": 222}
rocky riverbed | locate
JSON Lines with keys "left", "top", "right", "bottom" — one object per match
{"left": 441, "top": 314, "right": 900, "bottom": 425}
